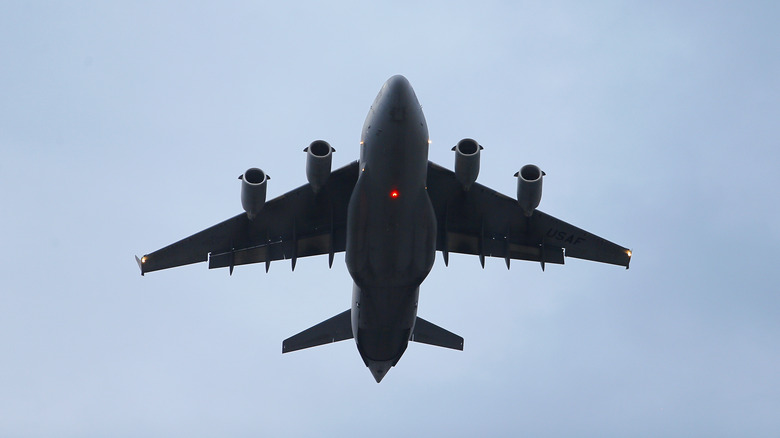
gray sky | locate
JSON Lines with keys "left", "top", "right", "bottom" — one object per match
{"left": 2, "top": 1, "right": 778, "bottom": 436}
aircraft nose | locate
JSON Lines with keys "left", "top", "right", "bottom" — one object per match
{"left": 381, "top": 75, "right": 418, "bottom": 121}
{"left": 383, "top": 74, "right": 411, "bottom": 94}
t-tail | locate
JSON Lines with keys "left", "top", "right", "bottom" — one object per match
{"left": 282, "top": 311, "right": 463, "bottom": 382}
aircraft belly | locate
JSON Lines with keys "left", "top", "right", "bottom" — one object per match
{"left": 352, "top": 283, "right": 419, "bottom": 362}
{"left": 346, "top": 176, "right": 435, "bottom": 365}
{"left": 345, "top": 75, "right": 436, "bottom": 380}
{"left": 346, "top": 181, "right": 436, "bottom": 288}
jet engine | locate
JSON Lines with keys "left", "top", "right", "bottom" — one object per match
{"left": 239, "top": 167, "right": 269, "bottom": 220}
{"left": 452, "top": 138, "right": 483, "bottom": 191}
{"left": 515, "top": 164, "right": 544, "bottom": 217}
{"left": 304, "top": 140, "right": 335, "bottom": 193}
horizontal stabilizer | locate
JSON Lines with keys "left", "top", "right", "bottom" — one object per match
{"left": 282, "top": 309, "right": 353, "bottom": 353}
{"left": 410, "top": 316, "right": 464, "bottom": 351}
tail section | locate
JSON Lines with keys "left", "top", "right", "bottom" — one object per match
{"left": 282, "top": 309, "right": 353, "bottom": 353}
{"left": 410, "top": 316, "right": 464, "bottom": 351}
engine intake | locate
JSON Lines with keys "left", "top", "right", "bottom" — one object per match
{"left": 239, "top": 167, "right": 269, "bottom": 220}
{"left": 515, "top": 164, "right": 544, "bottom": 217}
{"left": 304, "top": 140, "right": 335, "bottom": 193}
{"left": 452, "top": 138, "right": 483, "bottom": 191}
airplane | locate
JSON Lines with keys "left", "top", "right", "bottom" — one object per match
{"left": 136, "top": 75, "right": 631, "bottom": 383}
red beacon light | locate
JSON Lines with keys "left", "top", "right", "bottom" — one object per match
{"left": 390, "top": 189, "right": 399, "bottom": 199}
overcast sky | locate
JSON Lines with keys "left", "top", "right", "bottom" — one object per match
{"left": 2, "top": 1, "right": 779, "bottom": 436}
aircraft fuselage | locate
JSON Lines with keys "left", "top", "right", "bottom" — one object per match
{"left": 345, "top": 75, "right": 436, "bottom": 382}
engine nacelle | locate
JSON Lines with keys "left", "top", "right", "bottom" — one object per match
{"left": 452, "top": 138, "right": 483, "bottom": 191}
{"left": 304, "top": 140, "right": 335, "bottom": 193}
{"left": 515, "top": 164, "right": 545, "bottom": 217}
{"left": 239, "top": 167, "right": 269, "bottom": 220}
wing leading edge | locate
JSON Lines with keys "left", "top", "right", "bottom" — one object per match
{"left": 137, "top": 161, "right": 359, "bottom": 275}
{"left": 425, "top": 161, "right": 631, "bottom": 269}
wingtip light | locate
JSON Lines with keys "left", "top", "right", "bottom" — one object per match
{"left": 135, "top": 255, "right": 146, "bottom": 276}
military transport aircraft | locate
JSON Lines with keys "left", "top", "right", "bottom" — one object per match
{"left": 136, "top": 75, "right": 631, "bottom": 382}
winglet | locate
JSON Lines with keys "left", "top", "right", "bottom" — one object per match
{"left": 135, "top": 255, "right": 145, "bottom": 276}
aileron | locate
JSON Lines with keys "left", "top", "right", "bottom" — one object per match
{"left": 138, "top": 161, "right": 358, "bottom": 275}
{"left": 427, "top": 161, "right": 630, "bottom": 268}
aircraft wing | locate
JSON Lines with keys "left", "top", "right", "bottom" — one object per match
{"left": 137, "top": 161, "right": 359, "bottom": 275}
{"left": 426, "top": 161, "right": 631, "bottom": 269}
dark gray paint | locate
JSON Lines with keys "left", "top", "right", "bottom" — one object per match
{"left": 137, "top": 75, "right": 630, "bottom": 382}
